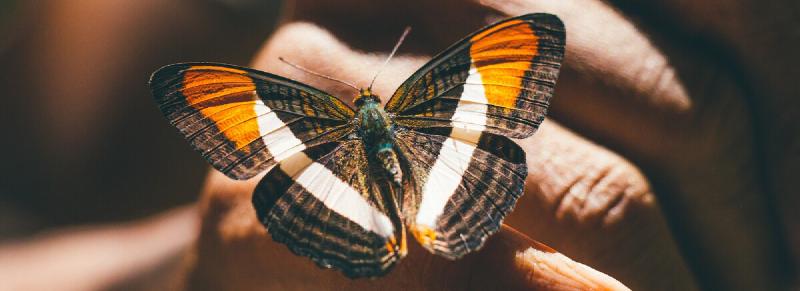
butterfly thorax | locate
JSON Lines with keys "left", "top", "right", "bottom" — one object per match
{"left": 354, "top": 89, "right": 403, "bottom": 186}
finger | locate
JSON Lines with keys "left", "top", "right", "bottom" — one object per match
{"left": 509, "top": 121, "right": 697, "bottom": 291}
{"left": 482, "top": 0, "right": 694, "bottom": 157}
{"left": 188, "top": 22, "right": 630, "bottom": 290}
{"left": 252, "top": 22, "right": 691, "bottom": 290}
{"left": 621, "top": 0, "right": 800, "bottom": 280}
{"left": 192, "top": 170, "right": 630, "bottom": 290}
{"left": 288, "top": 0, "right": 493, "bottom": 53}
{"left": 480, "top": 1, "right": 790, "bottom": 289}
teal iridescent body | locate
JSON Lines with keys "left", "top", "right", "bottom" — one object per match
{"left": 354, "top": 89, "right": 403, "bottom": 186}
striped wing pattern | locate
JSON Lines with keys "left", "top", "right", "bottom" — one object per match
{"left": 150, "top": 63, "right": 355, "bottom": 180}
{"left": 386, "top": 13, "right": 565, "bottom": 139}
{"left": 150, "top": 13, "right": 565, "bottom": 278}
{"left": 395, "top": 128, "right": 527, "bottom": 258}
{"left": 388, "top": 14, "right": 565, "bottom": 256}
{"left": 253, "top": 140, "right": 405, "bottom": 277}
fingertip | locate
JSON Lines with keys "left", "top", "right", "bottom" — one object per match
{"left": 436, "top": 226, "right": 630, "bottom": 291}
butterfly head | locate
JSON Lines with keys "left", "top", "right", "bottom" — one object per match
{"left": 354, "top": 88, "right": 382, "bottom": 108}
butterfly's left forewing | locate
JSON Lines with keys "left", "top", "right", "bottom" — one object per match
{"left": 150, "top": 63, "right": 355, "bottom": 180}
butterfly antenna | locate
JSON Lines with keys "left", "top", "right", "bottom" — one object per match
{"left": 278, "top": 57, "right": 360, "bottom": 91}
{"left": 369, "top": 26, "right": 411, "bottom": 90}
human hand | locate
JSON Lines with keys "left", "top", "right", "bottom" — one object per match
{"left": 185, "top": 15, "right": 632, "bottom": 291}
{"left": 185, "top": 0, "right": 797, "bottom": 290}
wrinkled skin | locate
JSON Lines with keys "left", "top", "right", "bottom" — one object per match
{"left": 0, "top": 0, "right": 797, "bottom": 290}
{"left": 190, "top": 0, "right": 798, "bottom": 290}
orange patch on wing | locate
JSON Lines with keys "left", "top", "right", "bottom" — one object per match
{"left": 190, "top": 65, "right": 248, "bottom": 74}
{"left": 469, "top": 20, "right": 539, "bottom": 109}
{"left": 399, "top": 228, "right": 408, "bottom": 255}
{"left": 181, "top": 67, "right": 262, "bottom": 152}
{"left": 385, "top": 233, "right": 408, "bottom": 257}
{"left": 182, "top": 66, "right": 254, "bottom": 93}
{"left": 410, "top": 224, "right": 437, "bottom": 247}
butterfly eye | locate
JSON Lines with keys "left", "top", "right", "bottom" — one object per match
{"left": 354, "top": 94, "right": 382, "bottom": 107}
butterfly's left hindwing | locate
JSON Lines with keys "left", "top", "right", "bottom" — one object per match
{"left": 253, "top": 140, "right": 406, "bottom": 278}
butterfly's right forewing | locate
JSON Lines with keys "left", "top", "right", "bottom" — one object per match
{"left": 385, "top": 14, "right": 565, "bottom": 139}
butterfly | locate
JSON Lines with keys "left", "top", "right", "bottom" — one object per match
{"left": 149, "top": 13, "right": 565, "bottom": 278}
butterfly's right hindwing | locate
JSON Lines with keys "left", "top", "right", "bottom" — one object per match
{"left": 395, "top": 128, "right": 527, "bottom": 259}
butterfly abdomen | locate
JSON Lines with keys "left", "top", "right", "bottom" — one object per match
{"left": 375, "top": 148, "right": 403, "bottom": 185}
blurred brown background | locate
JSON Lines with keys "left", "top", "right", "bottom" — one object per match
{"left": 0, "top": 0, "right": 798, "bottom": 290}
{"left": 0, "top": 0, "right": 281, "bottom": 233}
{"left": 0, "top": 1, "right": 282, "bottom": 289}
